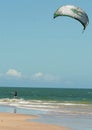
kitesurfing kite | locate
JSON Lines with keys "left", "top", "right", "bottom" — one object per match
{"left": 53, "top": 5, "right": 89, "bottom": 31}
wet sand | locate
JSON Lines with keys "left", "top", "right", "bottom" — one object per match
{"left": 0, "top": 113, "right": 70, "bottom": 130}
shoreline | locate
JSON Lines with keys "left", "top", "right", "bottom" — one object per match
{"left": 0, "top": 112, "right": 70, "bottom": 130}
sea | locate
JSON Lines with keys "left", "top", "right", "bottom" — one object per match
{"left": 0, "top": 87, "right": 92, "bottom": 130}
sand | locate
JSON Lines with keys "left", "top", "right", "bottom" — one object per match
{"left": 0, "top": 113, "right": 70, "bottom": 130}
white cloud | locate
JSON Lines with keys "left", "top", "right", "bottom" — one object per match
{"left": 32, "top": 72, "right": 43, "bottom": 80}
{"left": 32, "top": 72, "right": 60, "bottom": 82}
{"left": 6, "top": 69, "right": 22, "bottom": 78}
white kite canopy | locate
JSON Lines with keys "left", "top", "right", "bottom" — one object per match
{"left": 53, "top": 5, "right": 89, "bottom": 31}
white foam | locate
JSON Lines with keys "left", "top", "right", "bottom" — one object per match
{"left": 0, "top": 98, "right": 91, "bottom": 116}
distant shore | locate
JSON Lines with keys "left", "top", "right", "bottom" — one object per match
{"left": 0, "top": 113, "right": 70, "bottom": 130}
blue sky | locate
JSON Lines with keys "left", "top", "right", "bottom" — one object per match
{"left": 0, "top": 0, "right": 92, "bottom": 88}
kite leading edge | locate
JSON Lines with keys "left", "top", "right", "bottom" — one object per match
{"left": 53, "top": 5, "right": 89, "bottom": 31}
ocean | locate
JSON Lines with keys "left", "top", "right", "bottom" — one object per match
{"left": 0, "top": 87, "right": 92, "bottom": 130}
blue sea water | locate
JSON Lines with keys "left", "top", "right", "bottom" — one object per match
{"left": 0, "top": 87, "right": 92, "bottom": 130}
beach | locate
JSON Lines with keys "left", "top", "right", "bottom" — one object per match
{"left": 0, "top": 113, "right": 69, "bottom": 130}
{"left": 0, "top": 88, "right": 92, "bottom": 130}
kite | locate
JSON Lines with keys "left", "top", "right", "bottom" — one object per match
{"left": 53, "top": 5, "right": 89, "bottom": 31}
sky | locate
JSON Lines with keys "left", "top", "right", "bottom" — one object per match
{"left": 0, "top": 0, "right": 92, "bottom": 88}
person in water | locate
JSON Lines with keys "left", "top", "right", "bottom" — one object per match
{"left": 13, "top": 91, "right": 17, "bottom": 113}
{"left": 14, "top": 91, "right": 17, "bottom": 98}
